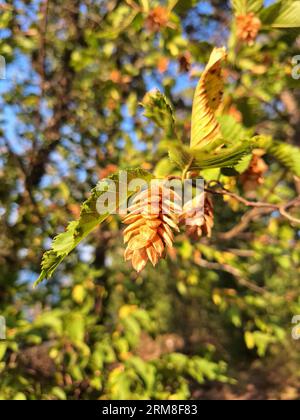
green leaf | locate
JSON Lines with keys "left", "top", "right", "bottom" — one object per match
{"left": 141, "top": 89, "right": 176, "bottom": 137}
{"left": 253, "top": 135, "right": 300, "bottom": 176}
{"left": 234, "top": 153, "right": 253, "bottom": 174}
{"left": 64, "top": 313, "right": 85, "bottom": 343}
{"left": 13, "top": 393, "right": 27, "bottom": 401}
{"left": 252, "top": 134, "right": 273, "bottom": 149}
{"left": 218, "top": 117, "right": 254, "bottom": 173}
{"left": 98, "top": 5, "right": 140, "bottom": 39}
{"left": 260, "top": 0, "right": 300, "bottom": 28}
{"left": 191, "top": 141, "right": 253, "bottom": 170}
{"left": 173, "top": 0, "right": 198, "bottom": 15}
{"left": 268, "top": 141, "right": 300, "bottom": 176}
{"left": 51, "top": 387, "right": 67, "bottom": 401}
{"left": 0, "top": 343, "right": 7, "bottom": 362}
{"left": 168, "top": 0, "right": 180, "bottom": 11}
{"left": 232, "top": 0, "right": 264, "bottom": 14}
{"left": 245, "top": 331, "right": 256, "bottom": 350}
{"left": 126, "top": 357, "right": 156, "bottom": 391}
{"left": 168, "top": 145, "right": 192, "bottom": 170}
{"left": 169, "top": 140, "right": 253, "bottom": 170}
{"left": 154, "top": 157, "right": 177, "bottom": 177}
{"left": 35, "top": 169, "right": 153, "bottom": 286}
{"left": 139, "top": 0, "right": 150, "bottom": 12}
{"left": 218, "top": 115, "right": 250, "bottom": 142}
{"left": 0, "top": 11, "right": 12, "bottom": 29}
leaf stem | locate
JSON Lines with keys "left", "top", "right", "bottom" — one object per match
{"left": 181, "top": 157, "right": 194, "bottom": 181}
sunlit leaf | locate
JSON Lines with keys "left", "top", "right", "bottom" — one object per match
{"left": 231, "top": 0, "right": 264, "bottom": 14}
{"left": 254, "top": 135, "right": 300, "bottom": 176}
{"left": 35, "top": 169, "right": 153, "bottom": 286}
{"left": 260, "top": 0, "right": 300, "bottom": 28}
{"left": 190, "top": 47, "right": 227, "bottom": 149}
{"left": 169, "top": 140, "right": 253, "bottom": 170}
{"left": 141, "top": 89, "right": 176, "bottom": 137}
{"left": 268, "top": 141, "right": 300, "bottom": 176}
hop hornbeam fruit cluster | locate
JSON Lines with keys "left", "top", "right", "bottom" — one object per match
{"left": 122, "top": 185, "right": 180, "bottom": 272}
{"left": 122, "top": 185, "right": 214, "bottom": 272}
{"left": 240, "top": 154, "right": 268, "bottom": 193}
{"left": 145, "top": 6, "right": 170, "bottom": 32}
{"left": 180, "top": 194, "right": 214, "bottom": 240}
{"left": 236, "top": 13, "right": 261, "bottom": 45}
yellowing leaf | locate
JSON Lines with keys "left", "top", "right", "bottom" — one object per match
{"left": 72, "top": 284, "right": 86, "bottom": 304}
{"left": 212, "top": 290, "right": 222, "bottom": 306}
{"left": 191, "top": 47, "right": 227, "bottom": 149}
{"left": 119, "top": 305, "right": 138, "bottom": 319}
{"left": 244, "top": 331, "right": 255, "bottom": 350}
{"left": 260, "top": 1, "right": 300, "bottom": 29}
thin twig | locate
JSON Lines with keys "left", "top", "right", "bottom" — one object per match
{"left": 182, "top": 157, "right": 194, "bottom": 182}
{"left": 262, "top": 169, "right": 287, "bottom": 202}
{"left": 279, "top": 197, "right": 300, "bottom": 224}
{"left": 195, "top": 258, "right": 266, "bottom": 294}
{"left": 206, "top": 181, "right": 300, "bottom": 225}
{"left": 217, "top": 207, "right": 273, "bottom": 241}
{"left": 206, "top": 184, "right": 278, "bottom": 209}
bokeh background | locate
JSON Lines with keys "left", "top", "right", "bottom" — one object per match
{"left": 0, "top": 0, "right": 300, "bottom": 400}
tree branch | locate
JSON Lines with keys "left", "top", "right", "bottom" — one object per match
{"left": 205, "top": 181, "right": 300, "bottom": 240}
{"left": 194, "top": 258, "right": 267, "bottom": 294}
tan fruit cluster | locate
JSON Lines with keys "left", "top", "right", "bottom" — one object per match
{"left": 122, "top": 186, "right": 214, "bottom": 272}
{"left": 145, "top": 6, "right": 170, "bottom": 32}
{"left": 240, "top": 154, "right": 268, "bottom": 192}
{"left": 236, "top": 13, "right": 261, "bottom": 45}
{"left": 181, "top": 194, "right": 214, "bottom": 239}
{"left": 122, "top": 185, "right": 180, "bottom": 272}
